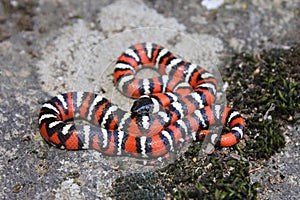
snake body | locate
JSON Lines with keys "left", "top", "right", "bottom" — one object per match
{"left": 38, "top": 43, "right": 245, "bottom": 164}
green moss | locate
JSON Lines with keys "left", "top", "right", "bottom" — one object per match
{"left": 160, "top": 154, "right": 259, "bottom": 199}
{"left": 109, "top": 172, "right": 166, "bottom": 199}
{"left": 225, "top": 46, "right": 299, "bottom": 159}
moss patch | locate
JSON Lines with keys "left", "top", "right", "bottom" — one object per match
{"left": 109, "top": 172, "right": 166, "bottom": 199}
{"left": 225, "top": 46, "right": 299, "bottom": 160}
{"left": 110, "top": 45, "right": 300, "bottom": 199}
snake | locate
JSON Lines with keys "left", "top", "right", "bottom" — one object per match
{"left": 38, "top": 42, "right": 245, "bottom": 165}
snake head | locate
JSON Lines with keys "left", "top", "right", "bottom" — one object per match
{"left": 131, "top": 96, "right": 154, "bottom": 116}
